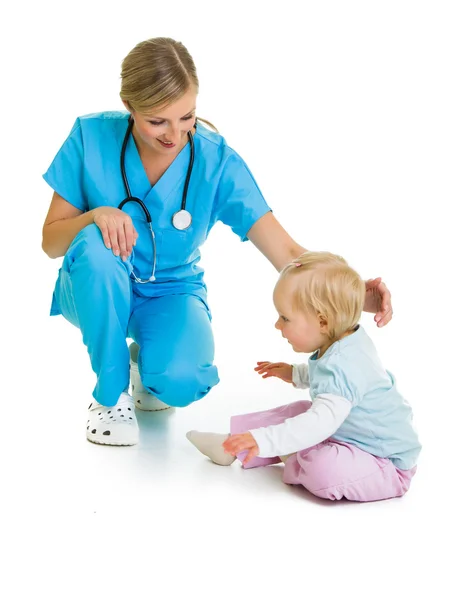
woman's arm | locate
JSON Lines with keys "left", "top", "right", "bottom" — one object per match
{"left": 247, "top": 212, "right": 306, "bottom": 271}
{"left": 42, "top": 192, "right": 93, "bottom": 258}
{"left": 42, "top": 192, "right": 138, "bottom": 261}
{"left": 247, "top": 212, "right": 393, "bottom": 327}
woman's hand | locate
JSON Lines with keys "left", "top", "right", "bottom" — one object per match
{"left": 223, "top": 433, "right": 259, "bottom": 465}
{"left": 254, "top": 361, "right": 293, "bottom": 383}
{"left": 364, "top": 277, "right": 393, "bottom": 327}
{"left": 93, "top": 207, "right": 139, "bottom": 261}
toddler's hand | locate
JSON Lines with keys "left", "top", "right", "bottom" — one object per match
{"left": 223, "top": 432, "right": 259, "bottom": 465}
{"left": 255, "top": 361, "right": 293, "bottom": 383}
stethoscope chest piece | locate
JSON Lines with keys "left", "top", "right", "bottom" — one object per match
{"left": 172, "top": 209, "right": 192, "bottom": 231}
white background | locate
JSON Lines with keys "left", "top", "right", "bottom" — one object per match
{"left": 2, "top": 1, "right": 453, "bottom": 598}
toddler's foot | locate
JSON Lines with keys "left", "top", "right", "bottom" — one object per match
{"left": 186, "top": 431, "right": 236, "bottom": 466}
{"left": 86, "top": 392, "right": 139, "bottom": 446}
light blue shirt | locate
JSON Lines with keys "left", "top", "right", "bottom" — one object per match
{"left": 43, "top": 112, "right": 271, "bottom": 313}
{"left": 308, "top": 326, "right": 421, "bottom": 470}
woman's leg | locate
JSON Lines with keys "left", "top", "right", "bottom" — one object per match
{"left": 128, "top": 294, "right": 219, "bottom": 407}
{"left": 53, "top": 224, "right": 133, "bottom": 407}
{"left": 283, "top": 439, "right": 417, "bottom": 501}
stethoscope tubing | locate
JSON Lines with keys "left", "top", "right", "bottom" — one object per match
{"left": 118, "top": 117, "right": 195, "bottom": 283}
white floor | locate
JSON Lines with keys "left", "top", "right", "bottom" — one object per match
{"left": 4, "top": 316, "right": 451, "bottom": 599}
{"left": 6, "top": 233, "right": 452, "bottom": 599}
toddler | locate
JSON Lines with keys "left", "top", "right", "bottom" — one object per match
{"left": 186, "top": 252, "right": 421, "bottom": 502}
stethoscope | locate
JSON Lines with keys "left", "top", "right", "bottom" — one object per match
{"left": 118, "top": 116, "right": 195, "bottom": 283}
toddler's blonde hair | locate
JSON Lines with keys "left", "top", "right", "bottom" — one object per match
{"left": 279, "top": 251, "right": 365, "bottom": 341}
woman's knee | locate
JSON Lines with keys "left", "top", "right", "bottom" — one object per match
{"left": 66, "top": 224, "right": 123, "bottom": 274}
{"left": 142, "top": 362, "right": 219, "bottom": 408}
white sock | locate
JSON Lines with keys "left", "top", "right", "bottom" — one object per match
{"left": 186, "top": 431, "right": 236, "bottom": 466}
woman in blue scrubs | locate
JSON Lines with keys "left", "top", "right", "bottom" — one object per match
{"left": 42, "top": 37, "right": 393, "bottom": 447}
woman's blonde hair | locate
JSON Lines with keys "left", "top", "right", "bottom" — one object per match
{"left": 120, "top": 37, "right": 217, "bottom": 131}
{"left": 279, "top": 251, "right": 365, "bottom": 341}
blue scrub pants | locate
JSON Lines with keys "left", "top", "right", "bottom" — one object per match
{"left": 54, "top": 224, "right": 220, "bottom": 407}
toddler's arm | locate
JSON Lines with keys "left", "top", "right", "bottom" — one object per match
{"left": 249, "top": 394, "right": 352, "bottom": 458}
{"left": 292, "top": 363, "right": 310, "bottom": 389}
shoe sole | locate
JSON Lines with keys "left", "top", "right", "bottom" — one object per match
{"left": 87, "top": 436, "right": 138, "bottom": 446}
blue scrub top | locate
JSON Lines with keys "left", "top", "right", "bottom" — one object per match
{"left": 43, "top": 111, "right": 271, "bottom": 306}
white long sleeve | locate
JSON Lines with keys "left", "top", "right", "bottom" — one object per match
{"left": 249, "top": 394, "right": 352, "bottom": 458}
{"left": 292, "top": 363, "right": 310, "bottom": 389}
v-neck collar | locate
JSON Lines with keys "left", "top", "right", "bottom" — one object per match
{"left": 116, "top": 118, "right": 193, "bottom": 207}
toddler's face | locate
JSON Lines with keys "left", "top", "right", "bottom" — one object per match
{"left": 273, "top": 278, "right": 328, "bottom": 355}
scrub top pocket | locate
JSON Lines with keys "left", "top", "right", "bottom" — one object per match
{"left": 157, "top": 227, "right": 199, "bottom": 269}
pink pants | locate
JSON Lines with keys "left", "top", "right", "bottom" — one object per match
{"left": 230, "top": 401, "right": 416, "bottom": 502}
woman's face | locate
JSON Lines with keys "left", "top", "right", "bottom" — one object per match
{"left": 127, "top": 88, "right": 197, "bottom": 156}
